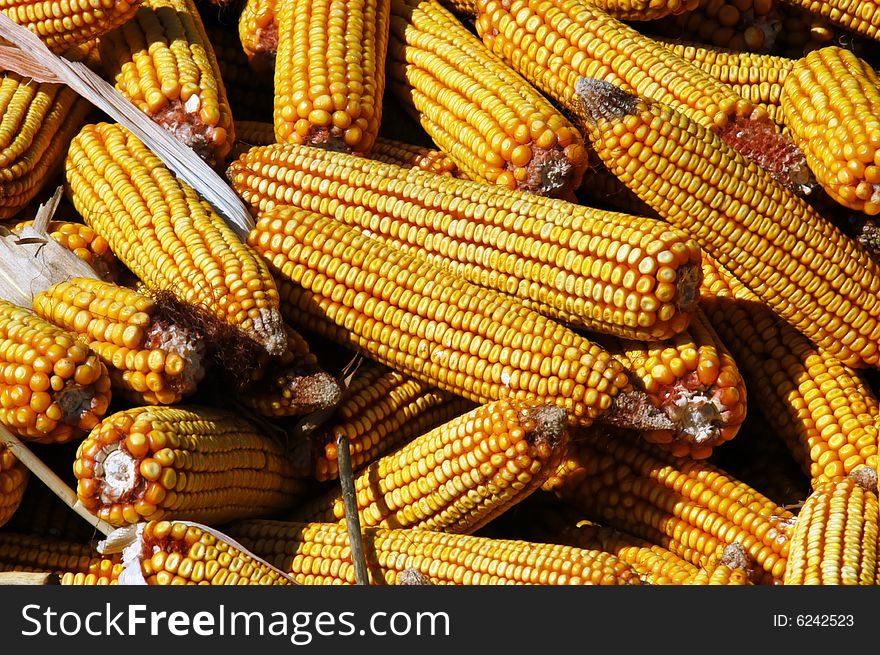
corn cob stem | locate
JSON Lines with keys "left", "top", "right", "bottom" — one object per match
{"left": 574, "top": 77, "right": 880, "bottom": 369}
{"left": 289, "top": 399, "right": 569, "bottom": 533}
{"left": 229, "top": 520, "right": 643, "bottom": 584}
{"left": 387, "top": 0, "right": 588, "bottom": 197}
{"left": 230, "top": 144, "right": 703, "bottom": 342}
{"left": 73, "top": 405, "right": 310, "bottom": 527}
{"left": 248, "top": 206, "right": 672, "bottom": 429}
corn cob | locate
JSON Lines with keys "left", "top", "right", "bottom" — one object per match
{"left": 775, "top": 0, "right": 880, "bottom": 41}
{"left": 0, "top": 300, "right": 111, "bottom": 444}
{"left": 684, "top": 563, "right": 751, "bottom": 584}
{"left": 575, "top": 77, "right": 880, "bottom": 369}
{"left": 289, "top": 360, "right": 475, "bottom": 481}
{"left": 273, "top": 0, "right": 390, "bottom": 153}
{"left": 0, "top": 445, "right": 27, "bottom": 528}
{"left": 473, "top": 0, "right": 810, "bottom": 192}
{"left": 248, "top": 206, "right": 650, "bottom": 428}
{"left": 700, "top": 253, "right": 879, "bottom": 486}
{"left": 33, "top": 278, "right": 207, "bottom": 405}
{"left": 203, "top": 22, "right": 273, "bottom": 122}
{"left": 239, "top": 348, "right": 343, "bottom": 417}
{"left": 583, "top": 0, "right": 700, "bottom": 20}
{"left": 440, "top": 0, "right": 475, "bottom": 12}
{"left": 545, "top": 426, "right": 795, "bottom": 581}
{"left": 650, "top": 0, "right": 782, "bottom": 52}
{"left": 239, "top": 0, "right": 278, "bottom": 72}
{"left": 4, "top": 474, "right": 98, "bottom": 542}
{"left": 0, "top": 75, "right": 92, "bottom": 220}
{"left": 387, "top": 0, "right": 588, "bottom": 197}
{"left": 0, "top": 0, "right": 143, "bottom": 54}
{"left": 0, "top": 532, "right": 123, "bottom": 584}
{"left": 775, "top": 5, "right": 859, "bottom": 58}
{"left": 230, "top": 145, "right": 703, "bottom": 342}
{"left": 11, "top": 220, "right": 119, "bottom": 282}
{"left": 73, "top": 405, "right": 310, "bottom": 527}
{"left": 656, "top": 39, "right": 793, "bottom": 125}
{"left": 66, "top": 122, "right": 285, "bottom": 357}
{"left": 782, "top": 46, "right": 880, "bottom": 215}
{"left": 599, "top": 310, "right": 747, "bottom": 459}
{"left": 97, "top": 0, "right": 235, "bottom": 166}
{"left": 489, "top": 497, "right": 702, "bottom": 584}
{"left": 289, "top": 398, "right": 568, "bottom": 533}
{"left": 234, "top": 120, "right": 462, "bottom": 175}
{"left": 105, "top": 521, "right": 295, "bottom": 585}
{"left": 229, "top": 520, "right": 643, "bottom": 584}
{"left": 784, "top": 467, "right": 878, "bottom": 584}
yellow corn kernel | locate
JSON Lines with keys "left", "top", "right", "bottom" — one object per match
{"left": 11, "top": 220, "right": 119, "bottom": 282}
{"left": 652, "top": 0, "right": 782, "bottom": 52}
{"left": 239, "top": 0, "right": 278, "bottom": 72}
{"left": 0, "top": 532, "right": 123, "bottom": 583}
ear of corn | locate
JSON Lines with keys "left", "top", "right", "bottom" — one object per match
{"left": 0, "top": 532, "right": 123, "bottom": 584}
{"left": 0, "top": 75, "right": 91, "bottom": 220}
{"left": 203, "top": 21, "right": 273, "bottom": 122}
{"left": 649, "top": 0, "right": 782, "bottom": 52}
{"left": 229, "top": 144, "right": 703, "bottom": 342}
{"left": 545, "top": 426, "right": 795, "bottom": 581}
{"left": 599, "top": 309, "right": 747, "bottom": 459}
{"left": 289, "top": 398, "right": 568, "bottom": 533}
{"left": 273, "top": 0, "right": 391, "bottom": 152}
{"left": 11, "top": 220, "right": 119, "bottom": 282}
{"left": 387, "top": 0, "right": 588, "bottom": 197}
{"left": 574, "top": 77, "right": 880, "bottom": 370}
{"left": 4, "top": 474, "right": 97, "bottom": 542}
{"left": 289, "top": 360, "right": 475, "bottom": 481}
{"left": 228, "top": 520, "right": 643, "bottom": 584}
{"left": 239, "top": 0, "right": 278, "bottom": 72}
{"left": 66, "top": 122, "right": 285, "bottom": 357}
{"left": 248, "top": 206, "right": 640, "bottom": 427}
{"left": 33, "top": 278, "right": 208, "bottom": 406}
{"left": 0, "top": 300, "right": 111, "bottom": 443}
{"left": 0, "top": 0, "right": 143, "bottom": 54}
{"left": 783, "top": 467, "right": 878, "bottom": 585}
{"left": 240, "top": 362, "right": 343, "bottom": 417}
{"left": 97, "top": 0, "right": 235, "bottom": 166}
{"left": 700, "top": 253, "right": 879, "bottom": 486}
{"left": 782, "top": 46, "right": 880, "bottom": 215}
{"left": 473, "top": 0, "right": 809, "bottom": 191}
{"left": 580, "top": 0, "right": 699, "bottom": 20}
{"left": 776, "top": 0, "right": 880, "bottom": 41}
{"left": 0, "top": 445, "right": 28, "bottom": 528}
{"left": 73, "top": 405, "right": 310, "bottom": 527}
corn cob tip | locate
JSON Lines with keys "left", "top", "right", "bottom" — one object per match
{"left": 397, "top": 569, "right": 434, "bottom": 585}
{"left": 721, "top": 542, "right": 758, "bottom": 581}
{"left": 657, "top": 379, "right": 729, "bottom": 446}
{"left": 56, "top": 376, "right": 110, "bottom": 432}
{"left": 848, "top": 466, "right": 879, "bottom": 494}
{"left": 524, "top": 404, "right": 570, "bottom": 450}
{"left": 676, "top": 262, "right": 701, "bottom": 312}
{"left": 265, "top": 364, "right": 344, "bottom": 415}
{"left": 573, "top": 78, "right": 641, "bottom": 125}
{"left": 252, "top": 307, "right": 286, "bottom": 356}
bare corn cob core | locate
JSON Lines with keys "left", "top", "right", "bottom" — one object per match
{"left": 33, "top": 278, "right": 207, "bottom": 405}
{"left": 203, "top": 22, "right": 273, "bottom": 122}
{"left": 0, "top": 533, "right": 123, "bottom": 584}
{"left": 0, "top": 0, "right": 143, "bottom": 54}
{"left": 387, "top": 0, "right": 588, "bottom": 197}
{"left": 575, "top": 77, "right": 880, "bottom": 369}
{"left": 239, "top": 0, "right": 278, "bottom": 72}
{"left": 290, "top": 398, "right": 568, "bottom": 533}
{"left": 784, "top": 467, "right": 878, "bottom": 584}
{"left": 700, "top": 253, "right": 878, "bottom": 486}
{"left": 240, "top": 323, "right": 343, "bottom": 416}
{"left": 229, "top": 520, "right": 643, "bottom": 584}
{"left": 289, "top": 361, "right": 474, "bottom": 480}
{"left": 0, "top": 300, "right": 111, "bottom": 443}
{"left": 600, "top": 310, "right": 747, "bottom": 458}
{"left": 116, "top": 521, "right": 295, "bottom": 585}
{"left": 782, "top": 46, "right": 880, "bottom": 215}
{"left": 11, "top": 220, "right": 119, "bottom": 282}
{"left": 656, "top": 39, "right": 793, "bottom": 126}
{"left": 248, "top": 206, "right": 647, "bottom": 427}
{"left": 650, "top": 0, "right": 782, "bottom": 52}
{"left": 473, "top": 0, "right": 809, "bottom": 191}
{"left": 230, "top": 144, "right": 703, "bottom": 341}
{"left": 234, "top": 120, "right": 462, "bottom": 174}
{"left": 73, "top": 405, "right": 309, "bottom": 526}
{"left": 776, "top": 0, "right": 880, "bottom": 41}
{"left": 66, "top": 122, "right": 285, "bottom": 356}
{"left": 545, "top": 427, "right": 795, "bottom": 581}
{"left": 273, "top": 0, "right": 390, "bottom": 152}
{"left": 0, "top": 76, "right": 91, "bottom": 220}
{"left": 0, "top": 445, "right": 27, "bottom": 528}
{"left": 98, "top": 0, "right": 235, "bottom": 166}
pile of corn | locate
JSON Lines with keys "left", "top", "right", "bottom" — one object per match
{"left": 0, "top": 0, "right": 878, "bottom": 586}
